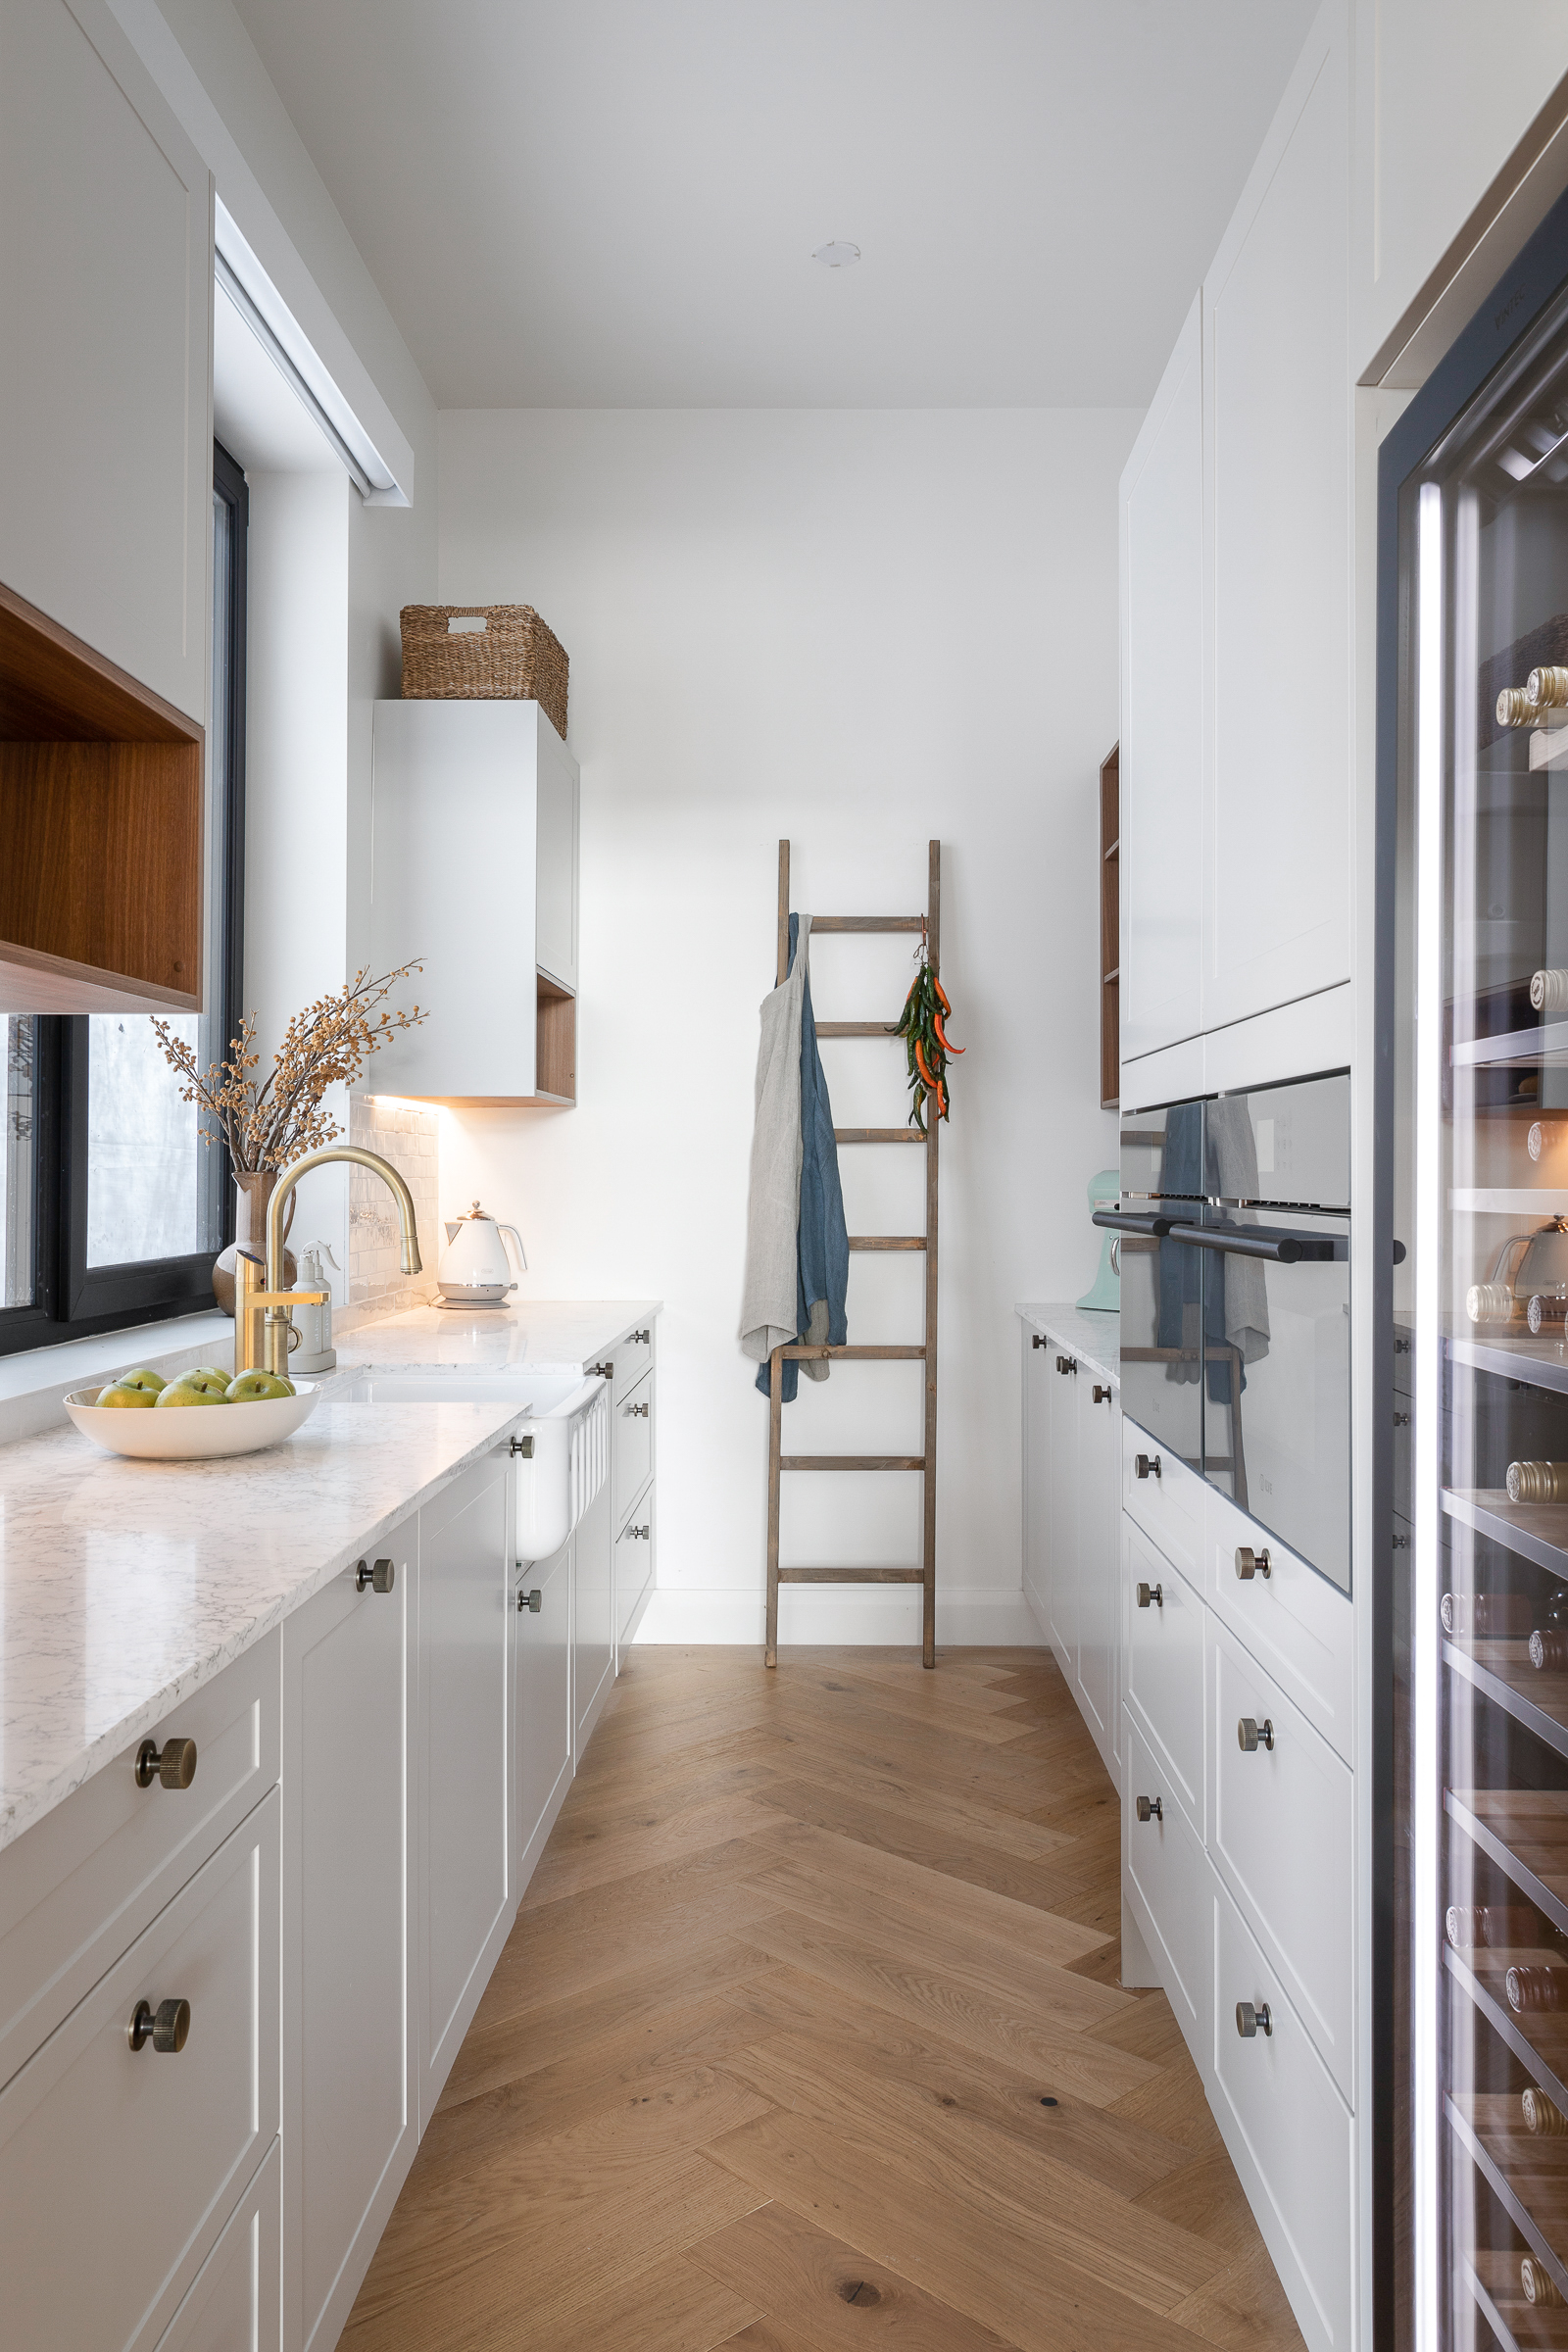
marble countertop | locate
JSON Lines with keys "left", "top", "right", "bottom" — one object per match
{"left": 1014, "top": 1300, "right": 1119, "bottom": 1385}
{"left": 0, "top": 1297, "right": 662, "bottom": 1856}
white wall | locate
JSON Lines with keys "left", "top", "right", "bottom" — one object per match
{"left": 437, "top": 407, "right": 1138, "bottom": 1644}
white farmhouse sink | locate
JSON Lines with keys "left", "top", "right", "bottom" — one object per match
{"left": 341, "top": 1369, "right": 608, "bottom": 1562}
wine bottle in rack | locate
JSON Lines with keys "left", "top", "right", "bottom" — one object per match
{"left": 1508, "top": 1461, "right": 1568, "bottom": 1502}
{"left": 1523, "top": 2086, "right": 1568, "bottom": 2135}
{"left": 1530, "top": 1122, "right": 1568, "bottom": 1161}
{"left": 1507, "top": 1962, "right": 1568, "bottom": 2014}
{"left": 1446, "top": 1905, "right": 1545, "bottom": 1949}
{"left": 1531, "top": 1629, "right": 1568, "bottom": 1670}
{"left": 1528, "top": 1291, "right": 1568, "bottom": 1332}
{"left": 1523, "top": 2255, "right": 1565, "bottom": 2308}
{"left": 1442, "top": 1592, "right": 1534, "bottom": 1638}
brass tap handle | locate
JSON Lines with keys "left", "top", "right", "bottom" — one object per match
{"left": 128, "top": 1996, "right": 190, "bottom": 2053}
{"left": 356, "top": 1557, "right": 396, "bottom": 1595}
{"left": 135, "top": 1737, "right": 197, "bottom": 1790}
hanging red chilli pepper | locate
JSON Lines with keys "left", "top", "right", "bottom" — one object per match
{"left": 893, "top": 952, "right": 961, "bottom": 1134}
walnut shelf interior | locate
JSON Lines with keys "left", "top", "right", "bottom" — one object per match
{"left": 0, "top": 582, "right": 203, "bottom": 1013}
{"left": 416, "top": 971, "right": 576, "bottom": 1109}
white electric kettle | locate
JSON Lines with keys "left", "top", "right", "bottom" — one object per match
{"left": 436, "top": 1200, "right": 527, "bottom": 1306}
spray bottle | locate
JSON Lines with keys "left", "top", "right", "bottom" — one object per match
{"left": 291, "top": 1241, "right": 340, "bottom": 1375}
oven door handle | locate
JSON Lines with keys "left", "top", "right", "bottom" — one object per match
{"left": 1162, "top": 1220, "right": 1345, "bottom": 1265}
{"left": 1092, "top": 1209, "right": 1175, "bottom": 1239}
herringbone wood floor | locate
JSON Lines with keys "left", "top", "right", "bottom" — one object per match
{"left": 342, "top": 1645, "right": 1304, "bottom": 2352}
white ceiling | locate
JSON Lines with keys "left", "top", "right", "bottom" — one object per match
{"left": 232, "top": 0, "right": 1318, "bottom": 410}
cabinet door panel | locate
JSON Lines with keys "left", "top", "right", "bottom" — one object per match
{"left": 612, "top": 1368, "right": 655, "bottom": 1532}
{"left": 574, "top": 1476, "right": 613, "bottom": 1754}
{"left": 1123, "top": 1719, "right": 1207, "bottom": 2050}
{"left": 1022, "top": 1334, "right": 1053, "bottom": 1636}
{"left": 615, "top": 1490, "right": 656, "bottom": 1646}
{"left": 1074, "top": 1382, "right": 1119, "bottom": 1782}
{"left": 158, "top": 2136, "right": 279, "bottom": 2352}
{"left": 535, "top": 726, "right": 578, "bottom": 988}
{"left": 417, "top": 1456, "right": 512, "bottom": 2126}
{"left": 1045, "top": 1356, "right": 1079, "bottom": 1668}
{"left": 0, "top": 1793, "right": 278, "bottom": 2352}
{"left": 283, "top": 1532, "right": 413, "bottom": 2352}
{"left": 1120, "top": 292, "right": 1204, "bottom": 1059}
{"left": 1203, "top": 9, "right": 1351, "bottom": 1031}
{"left": 0, "top": 0, "right": 210, "bottom": 719}
{"left": 514, "top": 1540, "right": 572, "bottom": 1886}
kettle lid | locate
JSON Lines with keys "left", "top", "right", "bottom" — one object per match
{"left": 459, "top": 1199, "right": 495, "bottom": 1222}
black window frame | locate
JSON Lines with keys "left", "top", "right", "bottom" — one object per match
{"left": 0, "top": 440, "right": 247, "bottom": 1358}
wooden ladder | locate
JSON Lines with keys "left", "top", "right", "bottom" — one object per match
{"left": 764, "top": 838, "right": 941, "bottom": 1670}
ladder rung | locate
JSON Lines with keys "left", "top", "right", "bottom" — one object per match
{"left": 816, "top": 1021, "right": 897, "bottom": 1038}
{"left": 781, "top": 1344, "right": 927, "bottom": 1359}
{"left": 776, "top": 1567, "right": 926, "bottom": 1584}
{"left": 810, "top": 916, "right": 926, "bottom": 934}
{"left": 849, "top": 1236, "right": 926, "bottom": 1251}
{"left": 780, "top": 1455, "right": 925, "bottom": 1471}
{"left": 835, "top": 1127, "right": 923, "bottom": 1144}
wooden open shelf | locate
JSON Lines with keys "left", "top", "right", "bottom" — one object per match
{"left": 1099, "top": 743, "right": 1119, "bottom": 1109}
{"left": 0, "top": 579, "right": 204, "bottom": 1014}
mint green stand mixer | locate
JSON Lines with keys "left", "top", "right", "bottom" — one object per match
{"left": 1076, "top": 1169, "right": 1121, "bottom": 1313}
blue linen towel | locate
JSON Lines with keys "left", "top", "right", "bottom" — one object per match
{"left": 756, "top": 915, "right": 850, "bottom": 1402}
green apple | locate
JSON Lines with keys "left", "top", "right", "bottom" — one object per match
{"left": 117, "top": 1367, "right": 167, "bottom": 1396}
{"left": 166, "top": 1367, "right": 231, "bottom": 1399}
{"left": 225, "top": 1371, "right": 295, "bottom": 1402}
{"left": 157, "top": 1378, "right": 227, "bottom": 1407}
{"left": 97, "top": 1382, "right": 157, "bottom": 1409}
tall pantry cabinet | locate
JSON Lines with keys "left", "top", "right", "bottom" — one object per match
{"left": 1120, "top": 0, "right": 1352, "bottom": 1061}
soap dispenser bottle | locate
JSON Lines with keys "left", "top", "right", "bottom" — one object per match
{"left": 291, "top": 1241, "right": 340, "bottom": 1374}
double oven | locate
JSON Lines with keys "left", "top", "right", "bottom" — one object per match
{"left": 1096, "top": 1068, "right": 1352, "bottom": 1594}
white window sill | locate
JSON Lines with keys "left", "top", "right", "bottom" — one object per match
{"left": 0, "top": 1312, "right": 237, "bottom": 1449}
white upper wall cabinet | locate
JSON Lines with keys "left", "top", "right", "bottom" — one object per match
{"left": 369, "top": 699, "right": 579, "bottom": 1104}
{"left": 1120, "top": 294, "right": 1204, "bottom": 1060}
{"left": 0, "top": 0, "right": 212, "bottom": 723}
{"left": 1353, "top": 0, "right": 1568, "bottom": 385}
{"left": 1201, "top": 0, "right": 1352, "bottom": 1036}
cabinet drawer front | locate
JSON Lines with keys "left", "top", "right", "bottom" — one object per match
{"left": 1125, "top": 1520, "right": 1205, "bottom": 1826}
{"left": 608, "top": 1322, "right": 654, "bottom": 1393}
{"left": 157, "top": 2135, "right": 278, "bottom": 2352}
{"left": 1211, "top": 1877, "right": 1353, "bottom": 2352}
{"left": 1123, "top": 1719, "right": 1208, "bottom": 2047}
{"left": 514, "top": 1542, "right": 572, "bottom": 1881}
{"left": 615, "top": 1489, "right": 656, "bottom": 1644}
{"left": 0, "top": 1631, "right": 279, "bottom": 2090}
{"left": 1205, "top": 1482, "right": 1353, "bottom": 1764}
{"left": 0, "top": 1790, "right": 280, "bottom": 2352}
{"left": 612, "top": 1368, "right": 655, "bottom": 1530}
{"left": 1121, "top": 1414, "right": 1203, "bottom": 1583}
{"left": 1208, "top": 1621, "right": 1352, "bottom": 2101}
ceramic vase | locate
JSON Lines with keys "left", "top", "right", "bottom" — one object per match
{"left": 211, "top": 1171, "right": 297, "bottom": 1316}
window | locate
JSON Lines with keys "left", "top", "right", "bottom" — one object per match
{"left": 0, "top": 443, "right": 247, "bottom": 1356}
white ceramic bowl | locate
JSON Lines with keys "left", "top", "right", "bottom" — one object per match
{"left": 64, "top": 1381, "right": 319, "bottom": 1461}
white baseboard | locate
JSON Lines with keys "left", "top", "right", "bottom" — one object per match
{"left": 1022, "top": 1574, "right": 1050, "bottom": 1642}
{"left": 632, "top": 1583, "right": 1041, "bottom": 1647}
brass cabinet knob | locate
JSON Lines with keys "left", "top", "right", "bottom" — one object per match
{"left": 135, "top": 1737, "right": 197, "bottom": 1791}
{"left": 128, "top": 1996, "right": 190, "bottom": 2054}
{"left": 1031, "top": 1334, "right": 1049, "bottom": 1349}
{"left": 510, "top": 1433, "right": 535, "bottom": 1457}
{"left": 624, "top": 1401, "right": 650, "bottom": 1418}
{"left": 627, "top": 1524, "right": 651, "bottom": 1541}
{"left": 632, "top": 1329, "right": 651, "bottom": 1345}
{"left": 1136, "top": 1582, "right": 1163, "bottom": 1610}
{"left": 1238, "top": 1716, "right": 1275, "bottom": 1752}
{"left": 1093, "top": 1384, "right": 1112, "bottom": 1404}
{"left": 1135, "top": 1794, "right": 1162, "bottom": 1824}
{"left": 356, "top": 1557, "right": 395, "bottom": 1594}
{"left": 591, "top": 1359, "right": 614, "bottom": 1379}
{"left": 1055, "top": 1354, "right": 1078, "bottom": 1375}
{"left": 1134, "top": 1452, "right": 1161, "bottom": 1481}
{"left": 1236, "top": 2000, "right": 1273, "bottom": 2039}
{"left": 1235, "top": 1545, "right": 1271, "bottom": 1580}
{"left": 517, "top": 1589, "right": 542, "bottom": 1614}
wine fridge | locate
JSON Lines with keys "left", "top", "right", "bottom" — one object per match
{"left": 1381, "top": 183, "right": 1568, "bottom": 2351}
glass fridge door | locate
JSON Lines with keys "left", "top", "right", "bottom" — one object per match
{"left": 1399, "top": 272, "right": 1568, "bottom": 2350}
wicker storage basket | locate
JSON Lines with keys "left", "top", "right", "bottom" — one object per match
{"left": 399, "top": 605, "right": 569, "bottom": 742}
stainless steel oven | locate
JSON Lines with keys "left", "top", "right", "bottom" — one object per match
{"left": 1097, "top": 1069, "right": 1351, "bottom": 1592}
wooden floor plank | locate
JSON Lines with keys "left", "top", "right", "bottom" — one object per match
{"left": 340, "top": 1646, "right": 1301, "bottom": 2352}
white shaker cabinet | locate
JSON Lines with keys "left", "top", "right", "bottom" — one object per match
{"left": 573, "top": 1474, "right": 614, "bottom": 1756}
{"left": 1200, "top": 1, "right": 1352, "bottom": 1034}
{"left": 1074, "top": 1370, "right": 1121, "bottom": 1787}
{"left": 416, "top": 1453, "right": 512, "bottom": 2129}
{"left": 0, "top": 0, "right": 212, "bottom": 722}
{"left": 369, "top": 701, "right": 580, "bottom": 1105}
{"left": 282, "top": 1525, "right": 415, "bottom": 2352}
{"left": 1119, "top": 292, "right": 1204, "bottom": 1059}
{"left": 1019, "top": 1313, "right": 1120, "bottom": 1788}
{"left": 514, "top": 1537, "right": 573, "bottom": 1886}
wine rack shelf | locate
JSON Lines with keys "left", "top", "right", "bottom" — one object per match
{"left": 1447, "top": 1637, "right": 1568, "bottom": 1764}
{"left": 1445, "top": 1490, "right": 1568, "bottom": 1582}
{"left": 1446, "top": 1945, "right": 1568, "bottom": 2133}
{"left": 1452, "top": 1018, "right": 1568, "bottom": 1070}
{"left": 1448, "top": 1788, "right": 1568, "bottom": 1938}
{"left": 1450, "top": 1335, "right": 1568, "bottom": 1404}
{"left": 1448, "top": 2091, "right": 1568, "bottom": 2308}
{"left": 1465, "top": 2248, "right": 1568, "bottom": 2352}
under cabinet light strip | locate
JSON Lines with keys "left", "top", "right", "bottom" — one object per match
{"left": 214, "top": 250, "right": 375, "bottom": 499}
